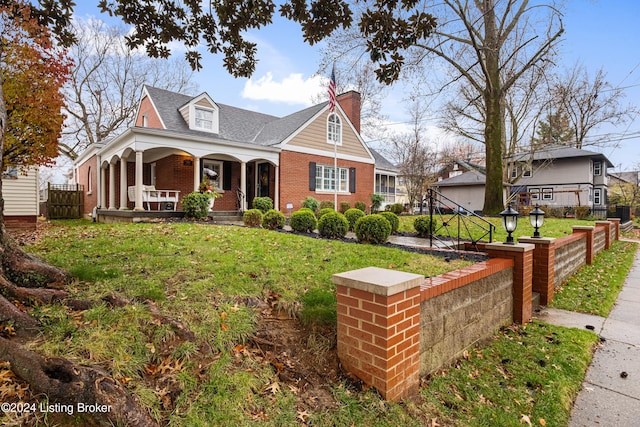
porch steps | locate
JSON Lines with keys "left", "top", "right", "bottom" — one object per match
{"left": 209, "top": 211, "right": 243, "bottom": 223}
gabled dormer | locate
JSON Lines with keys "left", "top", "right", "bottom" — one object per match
{"left": 178, "top": 93, "right": 219, "bottom": 134}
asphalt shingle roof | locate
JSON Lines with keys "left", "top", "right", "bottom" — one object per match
{"left": 434, "top": 170, "right": 486, "bottom": 186}
{"left": 143, "top": 86, "right": 324, "bottom": 146}
{"left": 509, "top": 144, "right": 614, "bottom": 167}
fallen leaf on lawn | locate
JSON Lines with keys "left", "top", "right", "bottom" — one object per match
{"left": 221, "top": 323, "right": 229, "bottom": 331}
{"left": 118, "top": 377, "right": 133, "bottom": 384}
{"left": 297, "top": 410, "right": 309, "bottom": 421}
{"left": 539, "top": 418, "right": 547, "bottom": 426}
{"left": 520, "top": 414, "right": 532, "bottom": 426}
{"left": 230, "top": 304, "right": 240, "bottom": 312}
{"left": 220, "top": 312, "right": 228, "bottom": 320}
{"left": 265, "top": 381, "right": 280, "bottom": 395}
{"left": 233, "top": 344, "right": 246, "bottom": 354}
{"left": 430, "top": 418, "right": 440, "bottom": 427}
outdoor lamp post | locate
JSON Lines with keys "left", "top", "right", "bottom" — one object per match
{"left": 529, "top": 204, "right": 545, "bottom": 238}
{"left": 500, "top": 203, "right": 519, "bottom": 244}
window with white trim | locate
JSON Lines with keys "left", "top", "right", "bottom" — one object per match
{"left": 593, "top": 161, "right": 602, "bottom": 176}
{"left": 315, "top": 165, "right": 348, "bottom": 192}
{"left": 327, "top": 113, "right": 342, "bottom": 145}
{"left": 511, "top": 165, "right": 518, "bottom": 179}
{"left": 542, "top": 187, "right": 553, "bottom": 201}
{"left": 529, "top": 187, "right": 540, "bottom": 201}
{"left": 203, "top": 160, "right": 223, "bottom": 191}
{"left": 195, "top": 107, "right": 214, "bottom": 130}
{"left": 522, "top": 167, "right": 532, "bottom": 178}
{"left": 594, "top": 188, "right": 602, "bottom": 205}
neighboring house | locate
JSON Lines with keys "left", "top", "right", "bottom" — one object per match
{"left": 74, "top": 86, "right": 393, "bottom": 217}
{"left": 608, "top": 170, "right": 640, "bottom": 208}
{"left": 507, "top": 145, "right": 613, "bottom": 209}
{"left": 432, "top": 145, "right": 613, "bottom": 215}
{"left": 432, "top": 170, "right": 497, "bottom": 213}
{"left": 2, "top": 167, "right": 39, "bottom": 230}
{"left": 436, "top": 159, "right": 485, "bottom": 182}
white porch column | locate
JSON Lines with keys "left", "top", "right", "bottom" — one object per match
{"left": 99, "top": 165, "right": 107, "bottom": 209}
{"left": 134, "top": 151, "right": 144, "bottom": 211}
{"left": 119, "top": 158, "right": 128, "bottom": 210}
{"left": 193, "top": 157, "right": 201, "bottom": 191}
{"left": 274, "top": 165, "right": 279, "bottom": 211}
{"left": 108, "top": 162, "right": 116, "bottom": 210}
{"left": 240, "top": 161, "right": 247, "bottom": 210}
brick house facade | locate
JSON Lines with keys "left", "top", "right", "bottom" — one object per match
{"left": 74, "top": 86, "right": 391, "bottom": 217}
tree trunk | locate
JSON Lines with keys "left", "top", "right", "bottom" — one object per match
{"left": 0, "top": 337, "right": 158, "bottom": 426}
{"left": 0, "top": 54, "right": 158, "bottom": 427}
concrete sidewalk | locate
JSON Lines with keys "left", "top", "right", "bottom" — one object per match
{"left": 534, "top": 244, "right": 640, "bottom": 427}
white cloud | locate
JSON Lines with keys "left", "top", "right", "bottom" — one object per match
{"left": 242, "top": 72, "right": 326, "bottom": 106}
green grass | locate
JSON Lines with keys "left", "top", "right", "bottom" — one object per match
{"left": 550, "top": 240, "right": 638, "bottom": 316}
{"left": 16, "top": 219, "right": 613, "bottom": 426}
{"left": 398, "top": 215, "right": 596, "bottom": 242}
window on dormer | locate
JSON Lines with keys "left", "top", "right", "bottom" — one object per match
{"left": 195, "top": 107, "right": 214, "bottom": 130}
{"left": 327, "top": 113, "right": 342, "bottom": 145}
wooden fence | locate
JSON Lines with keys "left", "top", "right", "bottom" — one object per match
{"left": 47, "top": 183, "right": 84, "bottom": 219}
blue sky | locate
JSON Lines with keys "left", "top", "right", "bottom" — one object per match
{"left": 71, "top": 0, "right": 640, "bottom": 171}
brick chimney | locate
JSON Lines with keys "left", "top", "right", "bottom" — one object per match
{"left": 337, "top": 91, "right": 361, "bottom": 134}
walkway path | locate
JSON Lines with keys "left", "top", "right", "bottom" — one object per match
{"left": 534, "top": 243, "right": 640, "bottom": 426}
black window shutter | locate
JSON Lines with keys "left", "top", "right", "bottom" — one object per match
{"left": 309, "top": 162, "right": 316, "bottom": 191}
{"left": 223, "top": 161, "right": 232, "bottom": 190}
{"left": 349, "top": 167, "right": 356, "bottom": 193}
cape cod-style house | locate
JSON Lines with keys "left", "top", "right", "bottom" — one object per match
{"left": 74, "top": 86, "right": 396, "bottom": 220}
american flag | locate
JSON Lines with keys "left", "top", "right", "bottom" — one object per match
{"left": 328, "top": 65, "right": 337, "bottom": 113}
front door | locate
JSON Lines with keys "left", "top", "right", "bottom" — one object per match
{"left": 257, "top": 162, "right": 270, "bottom": 198}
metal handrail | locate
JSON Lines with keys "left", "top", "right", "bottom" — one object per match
{"left": 426, "top": 189, "right": 496, "bottom": 251}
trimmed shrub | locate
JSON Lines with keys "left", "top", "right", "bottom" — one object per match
{"left": 389, "top": 203, "right": 404, "bottom": 215}
{"left": 319, "top": 200, "right": 335, "bottom": 210}
{"left": 318, "top": 211, "right": 349, "bottom": 239}
{"left": 354, "top": 201, "right": 367, "bottom": 212}
{"left": 339, "top": 202, "right": 350, "bottom": 213}
{"left": 262, "top": 209, "right": 285, "bottom": 230}
{"left": 414, "top": 215, "right": 436, "bottom": 237}
{"left": 380, "top": 211, "right": 399, "bottom": 233}
{"left": 182, "top": 192, "right": 211, "bottom": 220}
{"left": 344, "top": 208, "right": 366, "bottom": 231}
{"left": 290, "top": 209, "right": 317, "bottom": 233}
{"left": 317, "top": 207, "right": 334, "bottom": 219}
{"left": 355, "top": 214, "right": 391, "bottom": 244}
{"left": 243, "top": 209, "right": 263, "bottom": 227}
{"left": 301, "top": 196, "right": 319, "bottom": 212}
{"left": 252, "top": 196, "right": 273, "bottom": 213}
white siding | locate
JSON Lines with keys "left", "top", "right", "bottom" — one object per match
{"left": 3, "top": 168, "right": 39, "bottom": 216}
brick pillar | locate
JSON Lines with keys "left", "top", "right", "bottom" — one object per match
{"left": 608, "top": 218, "right": 621, "bottom": 241}
{"left": 595, "top": 221, "right": 612, "bottom": 249}
{"left": 518, "top": 237, "right": 556, "bottom": 305}
{"left": 573, "top": 226, "right": 595, "bottom": 264}
{"left": 485, "top": 243, "right": 535, "bottom": 324}
{"left": 333, "top": 267, "right": 423, "bottom": 401}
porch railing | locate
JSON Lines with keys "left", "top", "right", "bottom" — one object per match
{"left": 425, "top": 189, "right": 496, "bottom": 251}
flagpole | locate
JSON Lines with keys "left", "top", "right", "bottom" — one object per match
{"left": 329, "top": 64, "right": 338, "bottom": 209}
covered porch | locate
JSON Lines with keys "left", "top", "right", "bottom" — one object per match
{"left": 95, "top": 128, "right": 280, "bottom": 217}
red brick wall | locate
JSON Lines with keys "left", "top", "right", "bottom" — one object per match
{"left": 135, "top": 96, "right": 164, "bottom": 128}
{"left": 279, "top": 150, "right": 374, "bottom": 211}
{"left": 76, "top": 155, "right": 99, "bottom": 216}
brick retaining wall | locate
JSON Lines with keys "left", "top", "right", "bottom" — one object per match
{"left": 333, "top": 219, "right": 621, "bottom": 401}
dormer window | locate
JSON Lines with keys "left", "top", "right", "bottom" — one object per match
{"left": 327, "top": 113, "right": 342, "bottom": 145}
{"left": 195, "top": 107, "right": 214, "bottom": 131}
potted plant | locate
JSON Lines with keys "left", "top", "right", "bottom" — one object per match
{"left": 199, "top": 177, "right": 222, "bottom": 210}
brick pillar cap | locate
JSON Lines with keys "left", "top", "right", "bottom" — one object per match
{"left": 485, "top": 242, "right": 535, "bottom": 252}
{"left": 595, "top": 220, "right": 611, "bottom": 225}
{"left": 518, "top": 236, "right": 556, "bottom": 244}
{"left": 607, "top": 218, "right": 621, "bottom": 222}
{"left": 572, "top": 225, "right": 595, "bottom": 231}
{"left": 332, "top": 267, "right": 423, "bottom": 296}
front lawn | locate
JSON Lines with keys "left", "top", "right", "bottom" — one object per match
{"left": 398, "top": 215, "right": 596, "bottom": 242}
{"left": 3, "top": 220, "right": 602, "bottom": 426}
